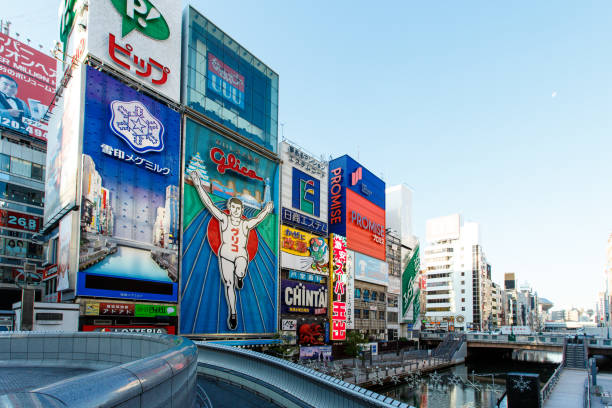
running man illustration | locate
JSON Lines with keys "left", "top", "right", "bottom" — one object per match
{"left": 189, "top": 171, "right": 274, "bottom": 330}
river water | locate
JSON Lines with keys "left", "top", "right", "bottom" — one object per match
{"left": 375, "top": 351, "right": 561, "bottom": 408}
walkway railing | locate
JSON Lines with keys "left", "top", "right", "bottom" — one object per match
{"left": 197, "top": 342, "right": 411, "bottom": 407}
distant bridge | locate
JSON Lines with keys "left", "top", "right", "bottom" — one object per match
{"left": 420, "top": 332, "right": 612, "bottom": 355}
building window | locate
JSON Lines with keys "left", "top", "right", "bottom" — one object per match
{"left": 363, "top": 310, "right": 369, "bottom": 319}
{"left": 0, "top": 154, "right": 9, "bottom": 172}
{"left": 363, "top": 290, "right": 370, "bottom": 302}
{"left": 355, "top": 309, "right": 361, "bottom": 318}
{"left": 380, "top": 292, "right": 385, "bottom": 302}
{"left": 355, "top": 288, "right": 361, "bottom": 299}
{"left": 461, "top": 307, "right": 465, "bottom": 311}
{"left": 462, "top": 298, "right": 465, "bottom": 302}
{"left": 379, "top": 311, "right": 385, "bottom": 320}
{"left": 461, "top": 272, "right": 465, "bottom": 276}
{"left": 371, "top": 291, "right": 377, "bottom": 301}
{"left": 461, "top": 281, "right": 465, "bottom": 285}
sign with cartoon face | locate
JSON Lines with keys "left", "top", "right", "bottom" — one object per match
{"left": 181, "top": 118, "right": 279, "bottom": 335}
{"left": 280, "top": 225, "right": 329, "bottom": 274}
{"left": 280, "top": 142, "right": 328, "bottom": 235}
{"left": 83, "top": 0, "right": 182, "bottom": 101}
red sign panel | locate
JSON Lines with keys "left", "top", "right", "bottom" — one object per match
{"left": 99, "top": 303, "right": 135, "bottom": 316}
{"left": 0, "top": 210, "right": 41, "bottom": 232}
{"left": 345, "top": 189, "right": 386, "bottom": 260}
{"left": 0, "top": 33, "right": 56, "bottom": 141}
{"left": 81, "top": 325, "right": 175, "bottom": 334}
{"left": 330, "top": 234, "right": 347, "bottom": 341}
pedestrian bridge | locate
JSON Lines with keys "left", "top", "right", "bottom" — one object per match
{"left": 421, "top": 332, "right": 612, "bottom": 353}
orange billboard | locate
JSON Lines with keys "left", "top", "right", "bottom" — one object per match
{"left": 345, "top": 189, "right": 386, "bottom": 260}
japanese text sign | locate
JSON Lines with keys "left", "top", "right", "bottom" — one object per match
{"left": 329, "top": 234, "right": 347, "bottom": 341}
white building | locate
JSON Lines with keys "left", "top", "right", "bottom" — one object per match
{"left": 422, "top": 214, "right": 495, "bottom": 331}
{"left": 385, "top": 184, "right": 417, "bottom": 338}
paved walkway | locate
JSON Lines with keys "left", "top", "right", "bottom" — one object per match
{"left": 544, "top": 368, "right": 587, "bottom": 408}
{"left": 0, "top": 366, "right": 94, "bottom": 394}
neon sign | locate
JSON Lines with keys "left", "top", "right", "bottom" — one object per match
{"left": 330, "top": 234, "right": 347, "bottom": 341}
{"left": 210, "top": 147, "right": 264, "bottom": 181}
{"left": 329, "top": 167, "right": 343, "bottom": 224}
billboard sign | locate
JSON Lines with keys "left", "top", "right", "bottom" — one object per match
{"left": 84, "top": 302, "right": 177, "bottom": 317}
{"left": 329, "top": 234, "right": 347, "bottom": 341}
{"left": 185, "top": 8, "right": 279, "bottom": 153}
{"left": 181, "top": 118, "right": 279, "bottom": 335}
{"left": 280, "top": 142, "right": 328, "bottom": 235}
{"left": 345, "top": 250, "right": 355, "bottom": 329}
{"left": 0, "top": 32, "right": 56, "bottom": 140}
{"left": 0, "top": 210, "right": 41, "bottom": 232}
{"left": 402, "top": 244, "right": 420, "bottom": 323}
{"left": 298, "top": 321, "right": 326, "bottom": 346}
{"left": 280, "top": 225, "right": 329, "bottom": 274}
{"left": 299, "top": 345, "right": 332, "bottom": 360}
{"left": 84, "top": 0, "right": 182, "bottom": 101}
{"left": 288, "top": 270, "right": 325, "bottom": 284}
{"left": 281, "top": 319, "right": 297, "bottom": 331}
{"left": 281, "top": 280, "right": 327, "bottom": 315}
{"left": 76, "top": 66, "right": 180, "bottom": 302}
{"left": 328, "top": 155, "right": 386, "bottom": 260}
{"left": 353, "top": 250, "right": 389, "bottom": 286}
{"left": 82, "top": 325, "right": 175, "bottom": 334}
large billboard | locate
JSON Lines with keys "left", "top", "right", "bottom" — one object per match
{"left": 280, "top": 142, "right": 328, "bottom": 235}
{"left": 280, "top": 225, "right": 329, "bottom": 274}
{"left": 181, "top": 118, "right": 279, "bottom": 335}
{"left": 76, "top": 66, "right": 180, "bottom": 302}
{"left": 402, "top": 244, "right": 420, "bottom": 323}
{"left": 184, "top": 7, "right": 279, "bottom": 153}
{"left": 352, "top": 250, "right": 389, "bottom": 286}
{"left": 329, "top": 234, "right": 347, "bottom": 341}
{"left": 60, "top": 0, "right": 182, "bottom": 102}
{"left": 0, "top": 32, "right": 56, "bottom": 140}
{"left": 44, "top": 64, "right": 85, "bottom": 227}
{"left": 328, "top": 155, "right": 386, "bottom": 260}
{"left": 281, "top": 280, "right": 327, "bottom": 315}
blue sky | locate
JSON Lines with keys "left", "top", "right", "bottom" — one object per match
{"left": 5, "top": 1, "right": 611, "bottom": 310}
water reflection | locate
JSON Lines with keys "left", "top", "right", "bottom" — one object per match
{"left": 378, "top": 351, "right": 561, "bottom": 408}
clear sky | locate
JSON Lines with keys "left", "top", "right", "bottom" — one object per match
{"left": 4, "top": 1, "right": 611, "bottom": 311}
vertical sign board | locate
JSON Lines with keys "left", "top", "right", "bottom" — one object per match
{"left": 76, "top": 66, "right": 180, "bottom": 302}
{"left": 329, "top": 234, "right": 347, "bottom": 341}
{"left": 44, "top": 64, "right": 85, "bottom": 227}
{"left": 181, "top": 118, "right": 279, "bottom": 335}
{"left": 279, "top": 141, "right": 328, "bottom": 235}
{"left": 0, "top": 32, "right": 56, "bottom": 140}
{"left": 402, "top": 244, "right": 420, "bottom": 323}
{"left": 86, "top": 0, "right": 182, "bottom": 102}
{"left": 345, "top": 249, "right": 355, "bottom": 329}
{"left": 57, "top": 210, "right": 79, "bottom": 292}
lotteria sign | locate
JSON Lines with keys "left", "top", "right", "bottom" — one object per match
{"left": 328, "top": 155, "right": 386, "bottom": 260}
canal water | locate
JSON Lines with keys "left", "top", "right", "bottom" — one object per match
{"left": 375, "top": 351, "right": 561, "bottom": 408}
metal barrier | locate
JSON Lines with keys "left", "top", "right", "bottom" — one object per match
{"left": 0, "top": 331, "right": 198, "bottom": 408}
{"left": 197, "top": 342, "right": 411, "bottom": 407}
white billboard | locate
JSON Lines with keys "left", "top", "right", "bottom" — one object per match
{"left": 280, "top": 141, "right": 328, "bottom": 236}
{"left": 66, "top": 0, "right": 182, "bottom": 102}
{"left": 425, "top": 214, "right": 460, "bottom": 243}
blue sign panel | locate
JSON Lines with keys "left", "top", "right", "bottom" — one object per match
{"left": 76, "top": 66, "right": 180, "bottom": 302}
{"left": 328, "top": 155, "right": 385, "bottom": 209}
{"left": 291, "top": 167, "right": 320, "bottom": 217}
{"left": 282, "top": 207, "right": 328, "bottom": 235}
{"left": 288, "top": 270, "right": 325, "bottom": 284}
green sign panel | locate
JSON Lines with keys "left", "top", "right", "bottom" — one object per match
{"left": 401, "top": 244, "right": 420, "bottom": 323}
{"left": 135, "top": 304, "right": 177, "bottom": 317}
{"left": 111, "top": 0, "right": 170, "bottom": 40}
{"left": 59, "top": 0, "right": 78, "bottom": 44}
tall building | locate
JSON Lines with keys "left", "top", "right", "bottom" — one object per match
{"left": 0, "top": 25, "right": 56, "bottom": 309}
{"left": 422, "top": 214, "right": 496, "bottom": 331}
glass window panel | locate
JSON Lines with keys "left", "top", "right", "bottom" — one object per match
{"left": 0, "top": 154, "right": 10, "bottom": 172}
{"left": 31, "top": 164, "right": 43, "bottom": 181}
{"left": 10, "top": 157, "right": 31, "bottom": 178}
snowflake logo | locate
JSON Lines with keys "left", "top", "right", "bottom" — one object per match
{"left": 448, "top": 374, "right": 463, "bottom": 386}
{"left": 109, "top": 100, "right": 165, "bottom": 154}
{"left": 513, "top": 375, "right": 531, "bottom": 393}
{"left": 429, "top": 371, "right": 442, "bottom": 385}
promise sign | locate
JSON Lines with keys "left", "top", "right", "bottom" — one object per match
{"left": 329, "top": 234, "right": 347, "bottom": 340}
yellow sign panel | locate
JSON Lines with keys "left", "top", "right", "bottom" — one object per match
{"left": 280, "top": 225, "right": 320, "bottom": 256}
{"left": 84, "top": 302, "right": 99, "bottom": 316}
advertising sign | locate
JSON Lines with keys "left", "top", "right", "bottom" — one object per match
{"left": 76, "top": 66, "right": 180, "bottom": 302}
{"left": 353, "top": 250, "right": 389, "bottom": 286}
{"left": 329, "top": 234, "right": 348, "bottom": 341}
{"left": 298, "top": 321, "right": 325, "bottom": 345}
{"left": 281, "top": 207, "right": 327, "bottom": 235}
{"left": 181, "top": 118, "right": 279, "bottom": 335}
{"left": 82, "top": 325, "right": 175, "bottom": 334}
{"left": 280, "top": 225, "right": 329, "bottom": 274}
{"left": 84, "top": 302, "right": 177, "bottom": 317}
{"left": 0, "top": 210, "right": 41, "bottom": 232}
{"left": 328, "top": 155, "right": 386, "bottom": 260}
{"left": 57, "top": 211, "right": 79, "bottom": 292}
{"left": 86, "top": 0, "right": 182, "bottom": 101}
{"left": 402, "top": 244, "right": 420, "bottom": 323}
{"left": 345, "top": 250, "right": 355, "bottom": 330}
{"left": 288, "top": 270, "right": 325, "bottom": 284}
{"left": 280, "top": 142, "right": 328, "bottom": 233}
{"left": 0, "top": 32, "right": 56, "bottom": 140}
{"left": 185, "top": 8, "right": 279, "bottom": 153}
{"left": 299, "top": 345, "right": 332, "bottom": 360}
{"left": 44, "top": 64, "right": 84, "bottom": 227}
{"left": 281, "top": 280, "right": 327, "bottom": 315}
{"left": 281, "top": 319, "right": 297, "bottom": 331}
